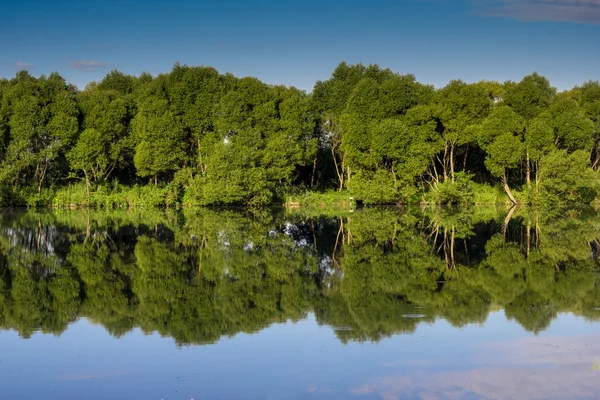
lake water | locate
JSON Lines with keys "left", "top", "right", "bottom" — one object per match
{"left": 0, "top": 207, "right": 599, "bottom": 400}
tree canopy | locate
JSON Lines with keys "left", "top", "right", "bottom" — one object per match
{"left": 0, "top": 64, "right": 599, "bottom": 207}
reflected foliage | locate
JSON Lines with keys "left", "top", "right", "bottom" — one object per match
{"left": 0, "top": 207, "right": 599, "bottom": 344}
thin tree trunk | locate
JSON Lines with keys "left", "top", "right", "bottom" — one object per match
{"left": 450, "top": 226, "right": 455, "bottom": 268}
{"left": 463, "top": 144, "right": 469, "bottom": 172}
{"left": 432, "top": 162, "right": 440, "bottom": 186}
{"left": 331, "top": 146, "right": 344, "bottom": 191}
{"left": 347, "top": 165, "right": 351, "bottom": 185}
{"left": 450, "top": 143, "right": 455, "bottom": 183}
{"left": 593, "top": 144, "right": 600, "bottom": 170}
{"left": 503, "top": 203, "right": 517, "bottom": 237}
{"left": 502, "top": 171, "right": 517, "bottom": 204}
{"left": 525, "top": 152, "right": 531, "bottom": 186}
{"left": 38, "top": 159, "right": 49, "bottom": 193}
{"left": 106, "top": 161, "right": 117, "bottom": 181}
{"left": 443, "top": 228, "right": 449, "bottom": 268}
{"left": 443, "top": 143, "right": 448, "bottom": 182}
{"left": 84, "top": 171, "right": 91, "bottom": 198}
{"left": 84, "top": 216, "right": 91, "bottom": 244}
{"left": 431, "top": 226, "right": 439, "bottom": 252}
{"left": 332, "top": 217, "right": 343, "bottom": 266}
{"left": 535, "top": 160, "right": 540, "bottom": 193}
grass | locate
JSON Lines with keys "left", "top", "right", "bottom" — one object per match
{"left": 0, "top": 179, "right": 523, "bottom": 211}
{"left": 283, "top": 190, "right": 357, "bottom": 210}
{"left": 52, "top": 182, "right": 178, "bottom": 209}
{"left": 471, "top": 183, "right": 510, "bottom": 204}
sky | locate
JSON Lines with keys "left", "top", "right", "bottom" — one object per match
{"left": 1, "top": 0, "right": 599, "bottom": 91}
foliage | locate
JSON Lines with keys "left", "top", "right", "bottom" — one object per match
{"left": 538, "top": 150, "right": 600, "bottom": 204}
{"left": 428, "top": 172, "right": 475, "bottom": 205}
{"left": 0, "top": 65, "right": 599, "bottom": 207}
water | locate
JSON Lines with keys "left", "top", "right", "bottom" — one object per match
{"left": 0, "top": 207, "right": 599, "bottom": 400}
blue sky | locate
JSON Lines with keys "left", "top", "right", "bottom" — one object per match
{"left": 1, "top": 0, "right": 599, "bottom": 91}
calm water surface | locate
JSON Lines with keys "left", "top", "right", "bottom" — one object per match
{"left": 0, "top": 207, "right": 599, "bottom": 400}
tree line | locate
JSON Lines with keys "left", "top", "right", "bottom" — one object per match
{"left": 1, "top": 63, "right": 599, "bottom": 206}
{"left": 1, "top": 207, "right": 599, "bottom": 343}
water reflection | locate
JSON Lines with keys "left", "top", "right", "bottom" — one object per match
{"left": 351, "top": 330, "right": 600, "bottom": 400}
{"left": 0, "top": 206, "right": 599, "bottom": 345}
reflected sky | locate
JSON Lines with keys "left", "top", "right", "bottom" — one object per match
{"left": 1, "top": 311, "right": 599, "bottom": 400}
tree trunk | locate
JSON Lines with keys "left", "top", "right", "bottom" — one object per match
{"left": 503, "top": 203, "right": 517, "bottom": 237}
{"left": 442, "top": 143, "right": 448, "bottom": 182}
{"left": 331, "top": 146, "right": 344, "bottom": 191}
{"left": 347, "top": 165, "right": 351, "bottom": 185}
{"left": 332, "top": 217, "right": 344, "bottom": 266}
{"left": 502, "top": 171, "right": 517, "bottom": 204}
{"left": 535, "top": 160, "right": 540, "bottom": 193}
{"left": 525, "top": 152, "right": 531, "bottom": 186}
{"left": 154, "top": 175, "right": 158, "bottom": 186}
{"left": 84, "top": 171, "right": 91, "bottom": 198}
{"left": 450, "top": 143, "right": 455, "bottom": 183}
{"left": 38, "top": 159, "right": 49, "bottom": 193}
{"left": 443, "top": 228, "right": 449, "bottom": 267}
{"left": 463, "top": 144, "right": 469, "bottom": 172}
{"left": 450, "top": 226, "right": 455, "bottom": 268}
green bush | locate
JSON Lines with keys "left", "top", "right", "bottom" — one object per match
{"left": 347, "top": 169, "right": 398, "bottom": 205}
{"left": 52, "top": 182, "right": 174, "bottom": 209}
{"left": 429, "top": 172, "right": 475, "bottom": 205}
{"left": 538, "top": 150, "right": 600, "bottom": 205}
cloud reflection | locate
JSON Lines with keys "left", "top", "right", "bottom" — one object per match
{"left": 350, "top": 335, "right": 600, "bottom": 399}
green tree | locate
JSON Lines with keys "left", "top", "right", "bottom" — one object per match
{"left": 69, "top": 84, "right": 133, "bottom": 189}
{"left": 1, "top": 72, "right": 79, "bottom": 192}
{"left": 538, "top": 150, "right": 599, "bottom": 204}
{"left": 435, "top": 80, "right": 493, "bottom": 182}
{"left": 478, "top": 106, "right": 525, "bottom": 203}
{"left": 132, "top": 95, "right": 186, "bottom": 184}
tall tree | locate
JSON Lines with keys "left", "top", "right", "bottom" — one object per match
{"left": 132, "top": 77, "right": 187, "bottom": 185}
{"left": 504, "top": 73, "right": 556, "bottom": 185}
{"left": 435, "top": 80, "right": 493, "bottom": 183}
{"left": 1, "top": 71, "right": 78, "bottom": 191}
{"left": 478, "top": 106, "right": 526, "bottom": 203}
{"left": 69, "top": 84, "right": 133, "bottom": 189}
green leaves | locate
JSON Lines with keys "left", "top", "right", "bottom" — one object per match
{"left": 550, "top": 96, "right": 595, "bottom": 151}
{"left": 132, "top": 98, "right": 186, "bottom": 182}
{"left": 0, "top": 64, "right": 598, "bottom": 206}
{"left": 538, "top": 150, "right": 600, "bottom": 204}
{"left": 0, "top": 72, "right": 79, "bottom": 190}
{"left": 504, "top": 73, "right": 556, "bottom": 120}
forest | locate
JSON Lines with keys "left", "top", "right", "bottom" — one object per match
{"left": 1, "top": 63, "right": 600, "bottom": 207}
{"left": 1, "top": 207, "right": 599, "bottom": 344}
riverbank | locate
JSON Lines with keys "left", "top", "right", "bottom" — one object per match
{"left": 1, "top": 181, "right": 519, "bottom": 210}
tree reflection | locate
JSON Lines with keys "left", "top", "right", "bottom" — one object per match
{"left": 0, "top": 206, "right": 599, "bottom": 345}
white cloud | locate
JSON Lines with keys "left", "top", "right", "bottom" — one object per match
{"left": 12, "top": 61, "right": 34, "bottom": 71}
{"left": 471, "top": 0, "right": 600, "bottom": 24}
{"left": 69, "top": 60, "right": 109, "bottom": 71}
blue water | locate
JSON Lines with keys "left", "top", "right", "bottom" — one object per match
{"left": 1, "top": 208, "right": 600, "bottom": 399}
{"left": 1, "top": 311, "right": 599, "bottom": 400}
